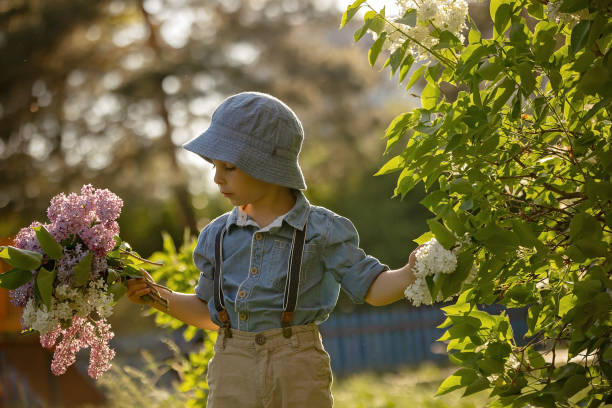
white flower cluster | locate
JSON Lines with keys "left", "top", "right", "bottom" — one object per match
{"left": 379, "top": 0, "right": 471, "bottom": 62}
{"left": 404, "top": 237, "right": 476, "bottom": 306}
{"left": 22, "top": 279, "right": 114, "bottom": 335}
{"left": 545, "top": 1, "right": 588, "bottom": 26}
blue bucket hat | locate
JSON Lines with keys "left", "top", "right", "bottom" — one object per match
{"left": 183, "top": 92, "right": 307, "bottom": 190}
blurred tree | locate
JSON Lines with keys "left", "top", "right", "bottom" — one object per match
{"left": 1, "top": 0, "right": 413, "bottom": 257}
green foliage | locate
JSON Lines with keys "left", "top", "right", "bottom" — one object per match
{"left": 139, "top": 231, "right": 216, "bottom": 406}
{"left": 142, "top": 230, "right": 204, "bottom": 340}
{"left": 97, "top": 338, "right": 215, "bottom": 408}
{"left": 343, "top": 0, "right": 612, "bottom": 406}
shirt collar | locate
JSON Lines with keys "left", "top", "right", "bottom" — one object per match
{"left": 225, "top": 190, "right": 310, "bottom": 231}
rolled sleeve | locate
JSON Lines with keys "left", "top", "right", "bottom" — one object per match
{"left": 323, "top": 215, "right": 388, "bottom": 303}
{"left": 193, "top": 226, "right": 215, "bottom": 303}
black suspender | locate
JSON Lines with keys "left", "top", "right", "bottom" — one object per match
{"left": 281, "top": 227, "right": 306, "bottom": 338}
{"left": 213, "top": 223, "right": 307, "bottom": 339}
{"left": 214, "top": 227, "right": 231, "bottom": 338}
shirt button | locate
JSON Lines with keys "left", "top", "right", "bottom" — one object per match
{"left": 239, "top": 312, "right": 247, "bottom": 320}
{"left": 254, "top": 233, "right": 263, "bottom": 241}
{"left": 238, "top": 290, "right": 246, "bottom": 298}
{"left": 250, "top": 267, "right": 259, "bottom": 275}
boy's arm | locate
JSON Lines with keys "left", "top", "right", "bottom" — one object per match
{"left": 126, "top": 276, "right": 218, "bottom": 331}
{"left": 364, "top": 247, "right": 419, "bottom": 306}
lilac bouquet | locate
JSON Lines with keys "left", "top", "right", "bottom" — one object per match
{"left": 0, "top": 185, "right": 165, "bottom": 379}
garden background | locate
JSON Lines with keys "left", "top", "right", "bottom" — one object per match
{"left": 0, "top": 1, "right": 455, "bottom": 405}
{"left": 1, "top": 0, "right": 609, "bottom": 406}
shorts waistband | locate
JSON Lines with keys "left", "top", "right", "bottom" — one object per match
{"left": 216, "top": 323, "right": 321, "bottom": 350}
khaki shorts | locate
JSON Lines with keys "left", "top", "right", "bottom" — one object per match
{"left": 207, "top": 323, "right": 333, "bottom": 408}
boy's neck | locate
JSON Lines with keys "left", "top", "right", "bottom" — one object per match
{"left": 241, "top": 188, "right": 297, "bottom": 229}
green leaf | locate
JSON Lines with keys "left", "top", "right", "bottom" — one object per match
{"left": 0, "top": 246, "right": 43, "bottom": 271}
{"left": 436, "top": 368, "right": 479, "bottom": 396}
{"left": 442, "top": 208, "right": 466, "bottom": 235}
{"left": 406, "top": 65, "right": 426, "bottom": 90}
{"left": 414, "top": 231, "right": 435, "bottom": 245}
{"left": 449, "top": 178, "right": 472, "bottom": 194}
{"left": 533, "top": 21, "right": 558, "bottom": 63}
{"left": 581, "top": 97, "right": 611, "bottom": 124}
{"left": 490, "top": 0, "right": 512, "bottom": 36}
{"left": 570, "top": 20, "right": 592, "bottom": 55}
{"left": 34, "top": 226, "right": 64, "bottom": 260}
{"left": 433, "top": 31, "right": 462, "bottom": 50}
{"left": 339, "top": 0, "right": 366, "bottom": 29}
{"left": 353, "top": 11, "right": 377, "bottom": 42}
{"left": 441, "top": 251, "right": 474, "bottom": 298}
{"left": 389, "top": 44, "right": 406, "bottom": 75}
{"left": 110, "top": 281, "right": 128, "bottom": 302}
{"left": 398, "top": 54, "right": 414, "bottom": 83}
{"left": 427, "top": 219, "right": 457, "bottom": 250}
{"left": 491, "top": 78, "right": 516, "bottom": 113}
{"left": 421, "top": 81, "right": 440, "bottom": 110}
{"left": 395, "top": 167, "right": 421, "bottom": 197}
{"left": 368, "top": 32, "right": 387, "bottom": 67}
{"left": 570, "top": 213, "right": 601, "bottom": 241}
{"left": 445, "top": 134, "right": 466, "bottom": 152}
{"left": 375, "top": 155, "right": 405, "bottom": 176}
{"left": 517, "top": 62, "right": 535, "bottom": 94}
{"left": 473, "top": 223, "right": 519, "bottom": 255}
{"left": 463, "top": 376, "right": 489, "bottom": 396}
{"left": 0, "top": 268, "right": 34, "bottom": 290}
{"left": 36, "top": 267, "right": 56, "bottom": 310}
{"left": 526, "top": 2, "right": 544, "bottom": 19}
{"left": 510, "top": 220, "right": 541, "bottom": 249}
{"left": 559, "top": 0, "right": 590, "bottom": 13}
{"left": 527, "top": 347, "right": 546, "bottom": 370}
{"left": 477, "top": 357, "right": 505, "bottom": 374}
{"left": 73, "top": 252, "right": 93, "bottom": 287}
{"left": 477, "top": 59, "right": 503, "bottom": 81}
{"left": 395, "top": 8, "right": 416, "bottom": 26}
{"left": 562, "top": 375, "right": 589, "bottom": 397}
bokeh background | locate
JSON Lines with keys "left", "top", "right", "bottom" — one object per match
{"left": 0, "top": 0, "right": 493, "bottom": 406}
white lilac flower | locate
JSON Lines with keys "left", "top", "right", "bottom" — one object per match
{"left": 377, "top": 0, "right": 471, "bottom": 61}
{"left": 404, "top": 238, "right": 458, "bottom": 306}
{"left": 404, "top": 236, "right": 477, "bottom": 306}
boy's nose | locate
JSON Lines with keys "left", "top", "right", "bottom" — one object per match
{"left": 213, "top": 169, "right": 224, "bottom": 185}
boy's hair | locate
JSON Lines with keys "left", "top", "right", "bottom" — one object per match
{"left": 183, "top": 92, "right": 306, "bottom": 190}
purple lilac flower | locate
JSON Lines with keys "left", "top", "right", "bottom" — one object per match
{"left": 9, "top": 279, "right": 35, "bottom": 307}
{"left": 40, "top": 316, "right": 115, "bottom": 379}
{"left": 10, "top": 184, "right": 123, "bottom": 304}
{"left": 94, "top": 188, "right": 123, "bottom": 224}
{"left": 14, "top": 222, "right": 44, "bottom": 254}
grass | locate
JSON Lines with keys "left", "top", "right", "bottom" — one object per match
{"left": 332, "top": 363, "right": 489, "bottom": 408}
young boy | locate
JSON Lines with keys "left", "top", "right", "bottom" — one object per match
{"left": 127, "top": 92, "right": 418, "bottom": 407}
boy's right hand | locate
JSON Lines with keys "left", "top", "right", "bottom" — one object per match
{"left": 125, "top": 269, "right": 155, "bottom": 305}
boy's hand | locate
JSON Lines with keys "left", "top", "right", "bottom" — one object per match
{"left": 126, "top": 270, "right": 155, "bottom": 305}
{"left": 407, "top": 244, "right": 424, "bottom": 271}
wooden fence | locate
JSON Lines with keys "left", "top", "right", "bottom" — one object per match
{"left": 319, "top": 305, "right": 528, "bottom": 375}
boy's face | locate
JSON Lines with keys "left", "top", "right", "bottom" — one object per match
{"left": 211, "top": 159, "right": 272, "bottom": 206}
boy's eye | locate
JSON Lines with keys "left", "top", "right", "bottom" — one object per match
{"left": 212, "top": 163, "right": 236, "bottom": 171}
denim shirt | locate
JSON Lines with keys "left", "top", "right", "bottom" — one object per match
{"left": 193, "top": 191, "right": 388, "bottom": 332}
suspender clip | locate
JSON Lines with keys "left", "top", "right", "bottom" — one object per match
{"left": 281, "top": 311, "right": 294, "bottom": 338}
{"left": 219, "top": 309, "right": 232, "bottom": 338}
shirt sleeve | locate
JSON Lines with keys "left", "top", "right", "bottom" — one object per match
{"left": 193, "top": 224, "right": 215, "bottom": 303}
{"left": 322, "top": 214, "right": 389, "bottom": 303}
